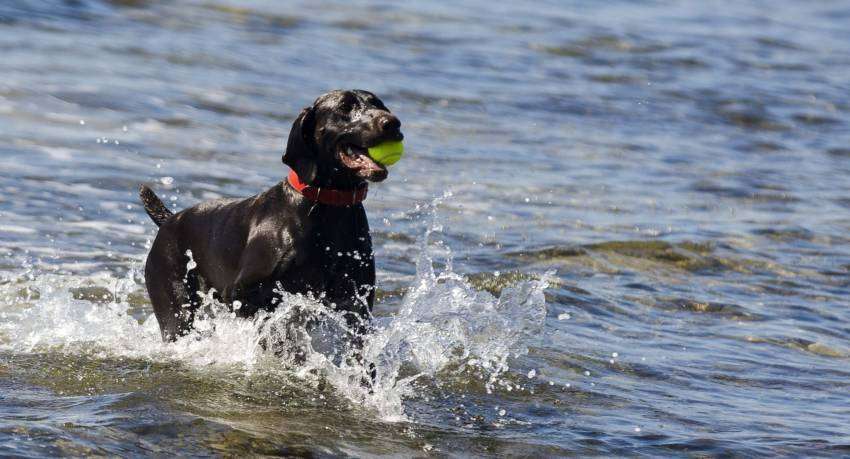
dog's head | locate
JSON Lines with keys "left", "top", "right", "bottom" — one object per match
{"left": 283, "top": 89, "right": 403, "bottom": 187}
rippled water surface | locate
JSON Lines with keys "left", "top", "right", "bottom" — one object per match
{"left": 1, "top": 0, "right": 850, "bottom": 456}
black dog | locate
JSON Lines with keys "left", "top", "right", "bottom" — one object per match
{"left": 139, "top": 89, "right": 402, "bottom": 342}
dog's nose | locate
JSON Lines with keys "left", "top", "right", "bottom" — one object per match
{"left": 379, "top": 115, "right": 401, "bottom": 133}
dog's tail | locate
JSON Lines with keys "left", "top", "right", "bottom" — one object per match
{"left": 139, "top": 185, "right": 173, "bottom": 227}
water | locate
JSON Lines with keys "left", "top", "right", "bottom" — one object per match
{"left": 1, "top": 0, "right": 849, "bottom": 456}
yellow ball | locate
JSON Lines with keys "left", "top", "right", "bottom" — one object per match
{"left": 368, "top": 141, "right": 404, "bottom": 166}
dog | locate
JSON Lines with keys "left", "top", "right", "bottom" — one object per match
{"left": 139, "top": 89, "right": 403, "bottom": 343}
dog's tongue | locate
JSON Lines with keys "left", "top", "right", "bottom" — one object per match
{"left": 340, "top": 150, "right": 385, "bottom": 175}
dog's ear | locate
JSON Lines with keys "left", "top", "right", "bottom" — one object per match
{"left": 282, "top": 105, "right": 317, "bottom": 183}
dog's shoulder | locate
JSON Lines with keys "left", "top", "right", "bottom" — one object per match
{"left": 245, "top": 182, "right": 312, "bottom": 237}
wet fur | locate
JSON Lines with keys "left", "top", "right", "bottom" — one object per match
{"left": 140, "top": 90, "right": 402, "bottom": 342}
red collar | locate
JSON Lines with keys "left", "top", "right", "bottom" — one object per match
{"left": 287, "top": 170, "right": 368, "bottom": 206}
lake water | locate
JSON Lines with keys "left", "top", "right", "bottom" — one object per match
{"left": 1, "top": 0, "right": 849, "bottom": 456}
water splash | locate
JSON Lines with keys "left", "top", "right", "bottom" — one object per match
{"left": 294, "top": 196, "right": 552, "bottom": 420}
{"left": 0, "top": 196, "right": 551, "bottom": 421}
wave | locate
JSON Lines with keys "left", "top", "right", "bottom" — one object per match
{"left": 0, "top": 195, "right": 551, "bottom": 421}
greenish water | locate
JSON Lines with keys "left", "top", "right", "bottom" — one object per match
{"left": 1, "top": 0, "right": 849, "bottom": 456}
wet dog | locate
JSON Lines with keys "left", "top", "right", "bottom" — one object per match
{"left": 139, "top": 90, "right": 402, "bottom": 343}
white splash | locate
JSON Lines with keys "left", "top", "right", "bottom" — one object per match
{"left": 0, "top": 197, "right": 551, "bottom": 421}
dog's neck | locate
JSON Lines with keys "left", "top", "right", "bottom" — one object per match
{"left": 287, "top": 170, "right": 368, "bottom": 206}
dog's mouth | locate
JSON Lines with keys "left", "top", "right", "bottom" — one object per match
{"left": 337, "top": 143, "right": 388, "bottom": 182}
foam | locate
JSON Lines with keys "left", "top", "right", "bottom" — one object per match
{"left": 0, "top": 196, "right": 551, "bottom": 421}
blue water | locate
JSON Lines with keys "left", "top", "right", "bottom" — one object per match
{"left": 1, "top": 0, "right": 849, "bottom": 456}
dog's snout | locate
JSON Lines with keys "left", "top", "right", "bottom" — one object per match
{"left": 380, "top": 115, "right": 401, "bottom": 132}
{"left": 376, "top": 114, "right": 403, "bottom": 141}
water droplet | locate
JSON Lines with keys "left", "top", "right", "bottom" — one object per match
{"left": 558, "top": 313, "right": 571, "bottom": 320}
{"left": 2, "top": 196, "right": 553, "bottom": 424}
{"left": 160, "top": 176, "right": 174, "bottom": 185}
{"left": 527, "top": 369, "right": 536, "bottom": 379}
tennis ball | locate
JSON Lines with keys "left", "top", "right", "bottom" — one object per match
{"left": 368, "top": 141, "right": 404, "bottom": 166}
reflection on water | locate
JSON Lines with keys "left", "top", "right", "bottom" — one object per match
{"left": 1, "top": 0, "right": 850, "bottom": 455}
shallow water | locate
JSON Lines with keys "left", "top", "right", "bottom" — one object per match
{"left": 1, "top": 0, "right": 850, "bottom": 456}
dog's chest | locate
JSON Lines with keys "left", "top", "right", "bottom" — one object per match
{"left": 271, "top": 217, "right": 374, "bottom": 298}
{"left": 303, "top": 231, "right": 370, "bottom": 279}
